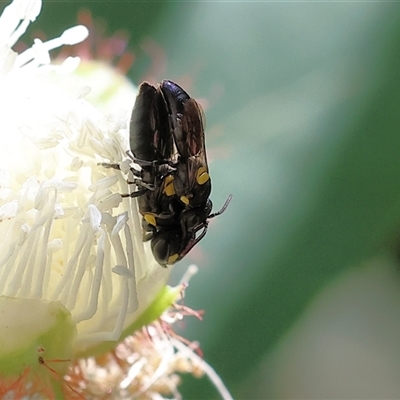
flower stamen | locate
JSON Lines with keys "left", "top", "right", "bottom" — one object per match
{"left": 0, "top": 0, "right": 41, "bottom": 48}
{"left": 15, "top": 25, "right": 89, "bottom": 69}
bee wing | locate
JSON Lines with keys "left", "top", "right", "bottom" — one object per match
{"left": 130, "top": 82, "right": 174, "bottom": 162}
{"left": 130, "top": 82, "right": 158, "bottom": 161}
{"left": 179, "top": 98, "right": 207, "bottom": 159}
{"left": 160, "top": 80, "right": 207, "bottom": 160}
{"left": 160, "top": 80, "right": 211, "bottom": 207}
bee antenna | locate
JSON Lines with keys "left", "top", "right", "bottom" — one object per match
{"left": 209, "top": 194, "right": 233, "bottom": 219}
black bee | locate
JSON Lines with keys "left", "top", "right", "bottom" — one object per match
{"left": 127, "top": 80, "right": 231, "bottom": 266}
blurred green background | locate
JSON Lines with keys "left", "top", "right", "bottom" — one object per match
{"left": 16, "top": 1, "right": 400, "bottom": 398}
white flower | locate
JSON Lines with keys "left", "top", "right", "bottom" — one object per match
{"left": 0, "top": 0, "right": 175, "bottom": 387}
{"left": 0, "top": 2, "right": 234, "bottom": 399}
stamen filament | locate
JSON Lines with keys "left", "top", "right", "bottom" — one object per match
{"left": 15, "top": 25, "right": 88, "bottom": 69}
{"left": 1, "top": 0, "right": 42, "bottom": 47}
{"left": 74, "top": 231, "right": 105, "bottom": 322}
{"left": 172, "top": 339, "right": 234, "bottom": 400}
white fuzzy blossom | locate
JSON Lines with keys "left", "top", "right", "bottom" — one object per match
{"left": 0, "top": 2, "right": 233, "bottom": 399}
{"left": 0, "top": 0, "right": 171, "bottom": 364}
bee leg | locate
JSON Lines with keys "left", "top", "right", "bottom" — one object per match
{"left": 100, "top": 161, "right": 158, "bottom": 198}
{"left": 121, "top": 188, "right": 148, "bottom": 198}
{"left": 142, "top": 220, "right": 155, "bottom": 242}
{"left": 99, "top": 162, "right": 121, "bottom": 170}
{"left": 129, "top": 155, "right": 178, "bottom": 170}
{"left": 126, "top": 179, "right": 156, "bottom": 191}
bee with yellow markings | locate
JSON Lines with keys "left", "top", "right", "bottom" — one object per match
{"left": 127, "top": 80, "right": 231, "bottom": 267}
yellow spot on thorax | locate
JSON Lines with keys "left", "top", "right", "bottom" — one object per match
{"left": 168, "top": 253, "right": 179, "bottom": 264}
{"left": 144, "top": 214, "right": 156, "bottom": 226}
{"left": 180, "top": 196, "right": 190, "bottom": 205}
{"left": 197, "top": 166, "right": 209, "bottom": 185}
{"left": 163, "top": 175, "right": 175, "bottom": 196}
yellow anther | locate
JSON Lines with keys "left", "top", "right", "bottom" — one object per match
{"left": 144, "top": 214, "right": 156, "bottom": 226}
{"left": 197, "top": 166, "right": 209, "bottom": 185}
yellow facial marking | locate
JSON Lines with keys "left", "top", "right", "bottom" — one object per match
{"left": 168, "top": 253, "right": 179, "bottom": 264}
{"left": 180, "top": 195, "right": 190, "bottom": 205}
{"left": 196, "top": 166, "right": 210, "bottom": 185}
{"left": 144, "top": 214, "right": 156, "bottom": 226}
{"left": 163, "top": 175, "right": 175, "bottom": 196}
